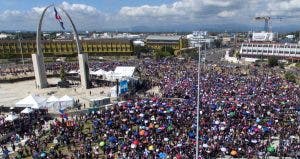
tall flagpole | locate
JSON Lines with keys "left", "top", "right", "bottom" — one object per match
{"left": 196, "top": 44, "right": 201, "bottom": 159}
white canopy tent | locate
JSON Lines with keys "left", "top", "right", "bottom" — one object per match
{"left": 90, "top": 69, "right": 107, "bottom": 77}
{"left": 114, "top": 66, "right": 135, "bottom": 79}
{"left": 15, "top": 94, "right": 47, "bottom": 109}
{"left": 46, "top": 95, "right": 60, "bottom": 111}
{"left": 59, "top": 95, "right": 74, "bottom": 109}
{"left": 105, "top": 67, "right": 136, "bottom": 81}
{"left": 110, "top": 86, "right": 118, "bottom": 98}
{"left": 5, "top": 113, "right": 19, "bottom": 122}
{"left": 105, "top": 71, "right": 115, "bottom": 81}
{"left": 68, "top": 70, "right": 78, "bottom": 74}
{"left": 21, "top": 107, "right": 33, "bottom": 114}
{"left": 89, "top": 70, "right": 97, "bottom": 75}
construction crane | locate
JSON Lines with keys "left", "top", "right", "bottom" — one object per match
{"left": 254, "top": 16, "right": 283, "bottom": 32}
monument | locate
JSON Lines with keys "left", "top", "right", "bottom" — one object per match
{"left": 33, "top": 4, "right": 89, "bottom": 89}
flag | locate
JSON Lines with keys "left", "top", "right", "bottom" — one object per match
{"left": 54, "top": 7, "right": 65, "bottom": 30}
{"left": 59, "top": 108, "right": 68, "bottom": 119}
{"left": 54, "top": 7, "right": 61, "bottom": 20}
{"left": 59, "top": 21, "right": 65, "bottom": 30}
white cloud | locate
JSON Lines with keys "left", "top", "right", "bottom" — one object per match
{"left": 60, "top": 1, "right": 98, "bottom": 14}
{"left": 268, "top": 0, "right": 300, "bottom": 11}
{"left": 119, "top": 4, "right": 185, "bottom": 17}
{"left": 0, "top": 0, "right": 300, "bottom": 31}
{"left": 0, "top": 1, "right": 108, "bottom": 31}
{"left": 217, "top": 11, "right": 236, "bottom": 18}
{"left": 0, "top": 10, "right": 21, "bottom": 19}
{"left": 32, "top": 7, "right": 46, "bottom": 14}
{"left": 202, "top": 0, "right": 234, "bottom": 7}
{"left": 119, "top": 0, "right": 246, "bottom": 21}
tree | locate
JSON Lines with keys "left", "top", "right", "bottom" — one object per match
{"left": 235, "top": 51, "right": 241, "bottom": 59}
{"left": 268, "top": 57, "right": 278, "bottom": 67}
{"left": 279, "top": 62, "right": 285, "bottom": 69}
{"left": 182, "top": 49, "right": 198, "bottom": 60}
{"left": 161, "top": 46, "right": 175, "bottom": 55}
{"left": 285, "top": 72, "right": 296, "bottom": 83}
{"left": 155, "top": 51, "right": 172, "bottom": 59}
{"left": 60, "top": 64, "right": 66, "bottom": 82}
{"left": 134, "top": 46, "right": 150, "bottom": 58}
{"left": 214, "top": 39, "right": 222, "bottom": 48}
{"left": 134, "top": 46, "right": 149, "bottom": 53}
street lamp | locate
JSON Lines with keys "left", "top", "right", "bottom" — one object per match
{"left": 195, "top": 43, "right": 201, "bottom": 159}
{"left": 16, "top": 31, "right": 24, "bottom": 65}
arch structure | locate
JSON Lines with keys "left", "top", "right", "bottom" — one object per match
{"left": 33, "top": 4, "right": 89, "bottom": 89}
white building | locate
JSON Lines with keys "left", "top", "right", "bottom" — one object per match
{"left": 252, "top": 32, "right": 275, "bottom": 42}
{"left": 187, "top": 31, "right": 214, "bottom": 48}
{"left": 133, "top": 40, "right": 145, "bottom": 46}
{"left": 240, "top": 43, "right": 300, "bottom": 60}
{"left": 0, "top": 33, "right": 12, "bottom": 39}
{"left": 114, "top": 33, "right": 140, "bottom": 39}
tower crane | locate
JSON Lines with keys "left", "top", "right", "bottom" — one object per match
{"left": 254, "top": 16, "right": 283, "bottom": 32}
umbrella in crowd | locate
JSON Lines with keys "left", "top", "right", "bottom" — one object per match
{"left": 0, "top": 58, "right": 299, "bottom": 159}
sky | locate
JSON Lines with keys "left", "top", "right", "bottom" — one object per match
{"left": 1, "top": 0, "right": 300, "bottom": 32}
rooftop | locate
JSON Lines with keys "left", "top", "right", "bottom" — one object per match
{"left": 146, "top": 35, "right": 181, "bottom": 41}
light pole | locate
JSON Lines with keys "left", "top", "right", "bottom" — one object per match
{"left": 204, "top": 42, "right": 207, "bottom": 69}
{"left": 17, "top": 31, "right": 24, "bottom": 65}
{"left": 196, "top": 43, "right": 201, "bottom": 159}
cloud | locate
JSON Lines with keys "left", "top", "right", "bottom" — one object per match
{"left": 32, "top": 7, "right": 46, "bottom": 14}
{"left": 202, "top": 0, "right": 235, "bottom": 7}
{"left": 0, "top": 1, "right": 108, "bottom": 31}
{"left": 268, "top": 0, "right": 300, "bottom": 12}
{"left": 119, "top": 4, "right": 185, "bottom": 17}
{"left": 0, "top": 0, "right": 300, "bottom": 31}
{"left": 61, "top": 1, "right": 98, "bottom": 14}
{"left": 118, "top": 0, "right": 246, "bottom": 22}
{"left": 217, "top": 11, "right": 236, "bottom": 18}
{"left": 0, "top": 10, "right": 21, "bottom": 19}
{"left": 263, "top": 0, "right": 300, "bottom": 17}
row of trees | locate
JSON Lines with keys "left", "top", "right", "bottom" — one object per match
{"left": 267, "top": 57, "right": 298, "bottom": 83}
{"left": 134, "top": 45, "right": 175, "bottom": 59}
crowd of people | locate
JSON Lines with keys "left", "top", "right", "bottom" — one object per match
{"left": 1, "top": 58, "right": 299, "bottom": 158}
{"left": 0, "top": 64, "right": 33, "bottom": 78}
{"left": 139, "top": 59, "right": 300, "bottom": 157}
{"left": 0, "top": 60, "right": 138, "bottom": 78}
{"left": 0, "top": 109, "right": 50, "bottom": 158}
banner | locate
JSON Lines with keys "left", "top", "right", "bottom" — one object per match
{"left": 119, "top": 80, "right": 128, "bottom": 94}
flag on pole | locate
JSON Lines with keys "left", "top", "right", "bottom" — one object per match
{"left": 54, "top": 7, "right": 65, "bottom": 30}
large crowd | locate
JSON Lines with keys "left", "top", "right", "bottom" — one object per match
{"left": 0, "top": 60, "right": 139, "bottom": 78}
{"left": 1, "top": 58, "right": 299, "bottom": 158}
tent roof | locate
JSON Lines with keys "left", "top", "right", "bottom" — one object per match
{"left": 68, "top": 70, "right": 78, "bottom": 74}
{"left": 90, "top": 69, "right": 107, "bottom": 76}
{"left": 114, "top": 66, "right": 136, "bottom": 78}
{"left": 60, "top": 95, "right": 74, "bottom": 102}
{"left": 5, "top": 114, "right": 19, "bottom": 121}
{"left": 15, "top": 94, "right": 46, "bottom": 109}
{"left": 21, "top": 107, "right": 33, "bottom": 114}
{"left": 47, "top": 95, "right": 59, "bottom": 102}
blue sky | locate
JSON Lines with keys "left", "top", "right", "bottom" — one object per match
{"left": 0, "top": 0, "right": 176, "bottom": 13}
{"left": 0, "top": 0, "right": 300, "bottom": 32}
